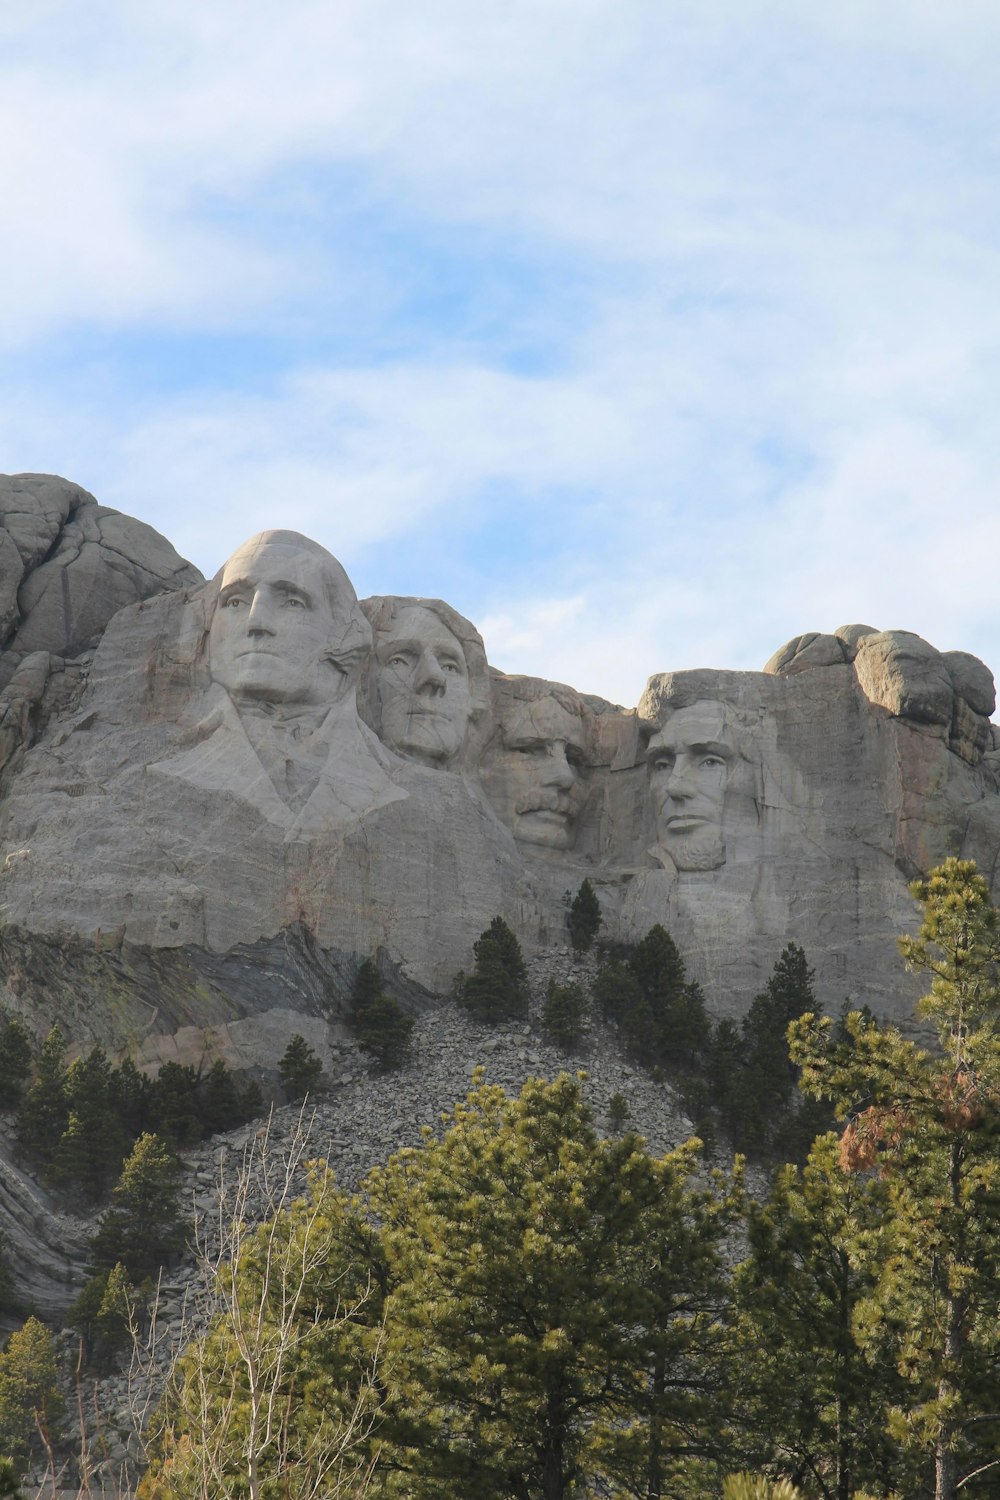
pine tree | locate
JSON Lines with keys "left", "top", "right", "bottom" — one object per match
{"left": 113, "top": 1055, "right": 155, "bottom": 1138}
{"left": 540, "top": 977, "right": 588, "bottom": 1048}
{"left": 619, "top": 924, "right": 710, "bottom": 1069}
{"left": 51, "top": 1047, "right": 130, "bottom": 1202}
{"left": 732, "top": 1133, "right": 901, "bottom": 1499}
{"left": 567, "top": 878, "right": 602, "bottom": 953}
{"left": 592, "top": 956, "right": 642, "bottom": 1026}
{"left": 348, "top": 958, "right": 415, "bottom": 1072}
{"left": 352, "top": 994, "right": 414, "bottom": 1072}
{"left": 278, "top": 1034, "right": 323, "bottom": 1099}
{"left": 790, "top": 859, "right": 1000, "bottom": 1500}
{"left": 360, "top": 1073, "right": 737, "bottom": 1498}
{"left": 0, "top": 1317, "right": 63, "bottom": 1462}
{"left": 0, "top": 1016, "right": 31, "bottom": 1112}
{"left": 0, "top": 1234, "right": 14, "bottom": 1317}
{"left": 90, "top": 1132, "right": 185, "bottom": 1282}
{"left": 716, "top": 944, "right": 822, "bottom": 1159}
{"left": 16, "top": 1025, "right": 68, "bottom": 1170}
{"left": 457, "top": 916, "right": 529, "bottom": 1023}
{"left": 197, "top": 1059, "right": 250, "bottom": 1135}
{"left": 149, "top": 1061, "right": 203, "bottom": 1148}
{"left": 606, "top": 1090, "right": 630, "bottom": 1133}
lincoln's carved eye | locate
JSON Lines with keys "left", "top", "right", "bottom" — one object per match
{"left": 651, "top": 756, "right": 674, "bottom": 774}
{"left": 701, "top": 755, "right": 726, "bottom": 769}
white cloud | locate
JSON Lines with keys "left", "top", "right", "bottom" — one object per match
{"left": 1, "top": 2, "right": 999, "bottom": 705}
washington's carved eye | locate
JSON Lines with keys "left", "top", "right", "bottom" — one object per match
{"left": 284, "top": 596, "right": 306, "bottom": 609}
{"left": 441, "top": 659, "right": 463, "bottom": 675}
{"left": 566, "top": 747, "right": 586, "bottom": 770}
{"left": 223, "top": 596, "right": 245, "bottom": 609}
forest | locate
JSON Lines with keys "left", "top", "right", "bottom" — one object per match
{"left": 1, "top": 859, "right": 999, "bottom": 1500}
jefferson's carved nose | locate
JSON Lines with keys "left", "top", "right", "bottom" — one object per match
{"left": 415, "top": 650, "right": 446, "bottom": 695}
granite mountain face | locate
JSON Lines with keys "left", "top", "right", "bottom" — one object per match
{"left": 0, "top": 473, "right": 998, "bottom": 1071}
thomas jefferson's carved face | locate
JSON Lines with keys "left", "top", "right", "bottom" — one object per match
{"left": 373, "top": 605, "right": 472, "bottom": 766}
{"left": 488, "top": 695, "right": 589, "bottom": 850}
{"left": 647, "top": 701, "right": 734, "bottom": 870}
{"left": 209, "top": 537, "right": 348, "bottom": 707}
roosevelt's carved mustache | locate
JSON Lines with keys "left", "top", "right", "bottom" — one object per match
{"left": 515, "top": 790, "right": 575, "bottom": 816}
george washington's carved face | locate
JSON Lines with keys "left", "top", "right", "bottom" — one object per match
{"left": 209, "top": 535, "right": 352, "bottom": 707}
{"left": 647, "top": 701, "right": 734, "bottom": 870}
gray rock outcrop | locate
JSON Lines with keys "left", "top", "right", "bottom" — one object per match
{"left": 0, "top": 492, "right": 997, "bottom": 1068}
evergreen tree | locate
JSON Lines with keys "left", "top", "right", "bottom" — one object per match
{"left": 197, "top": 1059, "right": 247, "bottom": 1135}
{"left": 277, "top": 1034, "right": 323, "bottom": 1099}
{"left": 715, "top": 944, "right": 823, "bottom": 1159}
{"left": 790, "top": 859, "right": 1000, "bottom": 1500}
{"left": 90, "top": 1132, "right": 185, "bottom": 1282}
{"left": 352, "top": 993, "right": 414, "bottom": 1072}
{"left": 567, "top": 878, "right": 602, "bottom": 953}
{"left": 16, "top": 1025, "right": 68, "bottom": 1170}
{"left": 348, "top": 958, "right": 415, "bottom": 1072}
{"left": 51, "top": 1047, "right": 129, "bottom": 1202}
{"left": 351, "top": 957, "right": 382, "bottom": 1013}
{"left": 112, "top": 1055, "right": 155, "bottom": 1138}
{"left": 361, "top": 1073, "right": 737, "bottom": 1498}
{"left": 69, "top": 1263, "right": 135, "bottom": 1371}
{"left": 732, "top": 1133, "right": 901, "bottom": 1499}
{"left": 592, "top": 956, "right": 642, "bottom": 1026}
{"left": 606, "top": 1090, "right": 630, "bottom": 1134}
{"left": 614, "top": 924, "right": 710, "bottom": 1069}
{"left": 457, "top": 916, "right": 530, "bottom": 1023}
{"left": 0, "top": 1317, "right": 63, "bottom": 1463}
{"left": 539, "top": 977, "right": 588, "bottom": 1049}
{"left": 148, "top": 1061, "right": 202, "bottom": 1148}
{"left": 0, "top": 1457, "right": 17, "bottom": 1497}
{"left": 0, "top": 1235, "right": 14, "bottom": 1318}
{"left": 0, "top": 1016, "right": 31, "bottom": 1113}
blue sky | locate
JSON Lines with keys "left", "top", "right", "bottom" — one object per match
{"left": 2, "top": 1, "right": 999, "bottom": 706}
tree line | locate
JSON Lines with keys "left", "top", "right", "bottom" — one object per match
{"left": 3, "top": 860, "right": 1000, "bottom": 1498}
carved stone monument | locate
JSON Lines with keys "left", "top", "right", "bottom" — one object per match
{"left": 1, "top": 475, "right": 999, "bottom": 1068}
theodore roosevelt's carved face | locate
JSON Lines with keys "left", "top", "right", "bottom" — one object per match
{"left": 209, "top": 535, "right": 352, "bottom": 708}
{"left": 647, "top": 701, "right": 735, "bottom": 870}
{"left": 372, "top": 605, "right": 472, "bottom": 766}
{"left": 488, "top": 694, "right": 589, "bottom": 850}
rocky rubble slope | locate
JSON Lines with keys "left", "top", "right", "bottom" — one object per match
{"left": 11, "top": 958, "right": 700, "bottom": 1492}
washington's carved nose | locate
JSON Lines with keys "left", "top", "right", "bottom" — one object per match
{"left": 246, "top": 594, "right": 277, "bottom": 634}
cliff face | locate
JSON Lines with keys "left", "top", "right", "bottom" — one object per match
{"left": 0, "top": 478, "right": 998, "bottom": 1072}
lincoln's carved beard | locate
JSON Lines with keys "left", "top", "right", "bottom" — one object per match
{"left": 659, "top": 824, "right": 726, "bottom": 871}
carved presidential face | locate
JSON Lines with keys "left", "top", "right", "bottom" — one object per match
{"left": 209, "top": 536, "right": 351, "bottom": 707}
{"left": 487, "top": 695, "right": 589, "bottom": 850}
{"left": 647, "top": 701, "right": 735, "bottom": 871}
{"left": 372, "top": 605, "right": 473, "bottom": 766}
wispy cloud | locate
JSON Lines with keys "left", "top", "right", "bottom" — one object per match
{"left": 2, "top": 2, "right": 998, "bottom": 705}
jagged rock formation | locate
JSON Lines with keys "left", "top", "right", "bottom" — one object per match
{"left": 0, "top": 479, "right": 998, "bottom": 1074}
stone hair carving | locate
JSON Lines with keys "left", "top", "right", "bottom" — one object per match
{"left": 360, "top": 596, "right": 490, "bottom": 769}
{"left": 480, "top": 676, "right": 592, "bottom": 851}
{"left": 642, "top": 695, "right": 759, "bottom": 872}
